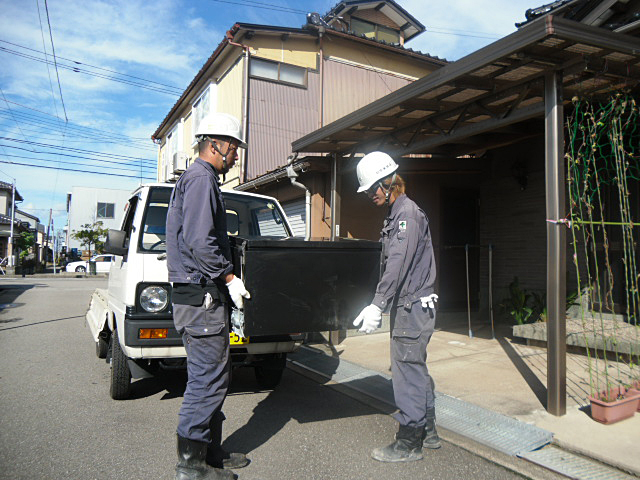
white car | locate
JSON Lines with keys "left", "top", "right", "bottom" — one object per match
{"left": 66, "top": 254, "right": 115, "bottom": 273}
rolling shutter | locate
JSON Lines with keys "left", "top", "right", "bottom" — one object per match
{"left": 283, "top": 198, "right": 306, "bottom": 237}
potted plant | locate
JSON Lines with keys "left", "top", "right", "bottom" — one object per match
{"left": 589, "top": 384, "right": 640, "bottom": 424}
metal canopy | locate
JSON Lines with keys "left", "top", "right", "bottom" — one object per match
{"left": 292, "top": 15, "right": 640, "bottom": 158}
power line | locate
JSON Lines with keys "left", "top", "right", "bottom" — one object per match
{"left": 36, "top": 0, "right": 62, "bottom": 127}
{"left": 0, "top": 159, "right": 155, "bottom": 180}
{"left": 0, "top": 152, "right": 156, "bottom": 176}
{"left": 0, "top": 46, "right": 183, "bottom": 96}
{"left": 0, "top": 111, "right": 155, "bottom": 149}
{"left": 0, "top": 123, "right": 156, "bottom": 149}
{"left": 0, "top": 101, "right": 150, "bottom": 140}
{"left": 0, "top": 87, "right": 36, "bottom": 153}
{"left": 0, "top": 146, "right": 157, "bottom": 172}
{"left": 0, "top": 136, "right": 157, "bottom": 163}
{"left": 43, "top": 0, "right": 68, "bottom": 122}
{"left": 0, "top": 39, "right": 184, "bottom": 93}
{"left": 210, "top": 0, "right": 307, "bottom": 14}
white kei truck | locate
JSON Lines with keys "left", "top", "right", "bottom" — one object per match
{"left": 85, "top": 183, "right": 381, "bottom": 400}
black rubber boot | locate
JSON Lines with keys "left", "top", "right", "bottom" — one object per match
{"left": 207, "top": 410, "right": 249, "bottom": 469}
{"left": 423, "top": 407, "right": 442, "bottom": 449}
{"left": 371, "top": 425, "right": 424, "bottom": 463}
{"left": 207, "top": 448, "right": 249, "bottom": 470}
{"left": 175, "top": 435, "right": 235, "bottom": 480}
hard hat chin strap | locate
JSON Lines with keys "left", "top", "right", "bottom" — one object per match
{"left": 380, "top": 173, "right": 396, "bottom": 205}
{"left": 209, "top": 138, "right": 234, "bottom": 180}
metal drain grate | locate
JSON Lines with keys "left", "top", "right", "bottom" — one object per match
{"left": 290, "top": 347, "right": 552, "bottom": 456}
{"left": 289, "top": 346, "right": 635, "bottom": 479}
{"left": 521, "top": 446, "right": 637, "bottom": 480}
{"left": 434, "top": 392, "right": 552, "bottom": 456}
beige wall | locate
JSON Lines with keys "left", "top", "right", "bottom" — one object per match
{"left": 248, "top": 36, "right": 318, "bottom": 69}
{"left": 0, "top": 192, "right": 8, "bottom": 216}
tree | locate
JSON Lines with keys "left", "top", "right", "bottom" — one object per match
{"left": 72, "top": 221, "right": 108, "bottom": 256}
{"left": 15, "top": 231, "right": 35, "bottom": 262}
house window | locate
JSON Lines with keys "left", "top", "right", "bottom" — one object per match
{"left": 351, "top": 17, "right": 400, "bottom": 44}
{"left": 97, "top": 202, "right": 115, "bottom": 219}
{"left": 193, "top": 87, "right": 210, "bottom": 137}
{"left": 250, "top": 58, "right": 307, "bottom": 87}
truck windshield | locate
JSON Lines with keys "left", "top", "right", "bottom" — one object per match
{"left": 139, "top": 186, "right": 291, "bottom": 253}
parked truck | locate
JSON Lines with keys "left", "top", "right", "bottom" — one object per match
{"left": 85, "top": 183, "right": 381, "bottom": 400}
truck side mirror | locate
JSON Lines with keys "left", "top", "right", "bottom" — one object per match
{"left": 104, "top": 229, "right": 128, "bottom": 256}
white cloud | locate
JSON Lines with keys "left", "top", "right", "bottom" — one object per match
{"left": 402, "top": 0, "right": 535, "bottom": 61}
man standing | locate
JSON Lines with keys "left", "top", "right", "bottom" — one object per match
{"left": 353, "top": 151, "right": 440, "bottom": 463}
{"left": 166, "top": 112, "right": 251, "bottom": 480}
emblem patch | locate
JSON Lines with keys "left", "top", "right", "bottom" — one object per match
{"left": 399, "top": 220, "right": 407, "bottom": 231}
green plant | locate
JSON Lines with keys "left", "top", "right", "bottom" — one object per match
{"left": 501, "top": 277, "right": 533, "bottom": 325}
{"left": 72, "top": 221, "right": 108, "bottom": 255}
{"left": 531, "top": 291, "right": 547, "bottom": 322}
{"left": 15, "top": 232, "right": 35, "bottom": 262}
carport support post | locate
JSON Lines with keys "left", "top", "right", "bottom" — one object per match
{"left": 544, "top": 71, "right": 566, "bottom": 416}
{"left": 329, "top": 153, "right": 344, "bottom": 346}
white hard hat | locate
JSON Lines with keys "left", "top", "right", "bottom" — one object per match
{"left": 195, "top": 112, "right": 247, "bottom": 148}
{"left": 356, "top": 151, "right": 398, "bottom": 193}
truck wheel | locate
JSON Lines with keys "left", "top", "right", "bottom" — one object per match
{"left": 75, "top": 266, "right": 86, "bottom": 272}
{"left": 110, "top": 329, "right": 131, "bottom": 400}
{"left": 96, "top": 335, "right": 108, "bottom": 359}
{"left": 254, "top": 354, "right": 286, "bottom": 389}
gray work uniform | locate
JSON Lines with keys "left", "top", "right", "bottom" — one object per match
{"left": 371, "top": 194, "right": 436, "bottom": 429}
{"left": 166, "top": 157, "right": 234, "bottom": 444}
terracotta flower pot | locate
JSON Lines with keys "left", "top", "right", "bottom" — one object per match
{"left": 588, "top": 386, "right": 640, "bottom": 424}
{"left": 628, "top": 382, "right": 640, "bottom": 412}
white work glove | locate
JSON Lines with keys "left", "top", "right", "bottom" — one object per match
{"left": 353, "top": 304, "right": 382, "bottom": 334}
{"left": 421, "top": 294, "right": 438, "bottom": 309}
{"left": 226, "top": 276, "right": 251, "bottom": 309}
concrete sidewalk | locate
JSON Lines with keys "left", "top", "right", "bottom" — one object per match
{"left": 291, "top": 314, "right": 639, "bottom": 479}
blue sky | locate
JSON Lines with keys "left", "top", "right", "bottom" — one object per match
{"left": 0, "top": 0, "right": 535, "bottom": 238}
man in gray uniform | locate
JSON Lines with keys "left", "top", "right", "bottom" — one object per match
{"left": 166, "top": 112, "right": 251, "bottom": 480}
{"left": 353, "top": 151, "right": 440, "bottom": 463}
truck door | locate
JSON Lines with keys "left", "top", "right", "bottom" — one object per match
{"left": 108, "top": 195, "right": 139, "bottom": 303}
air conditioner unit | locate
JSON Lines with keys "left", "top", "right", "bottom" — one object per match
{"left": 172, "top": 152, "right": 189, "bottom": 173}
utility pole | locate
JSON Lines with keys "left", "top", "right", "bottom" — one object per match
{"left": 44, "top": 208, "right": 52, "bottom": 270}
{"left": 8, "top": 179, "right": 16, "bottom": 267}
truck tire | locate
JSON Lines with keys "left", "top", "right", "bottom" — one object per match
{"left": 254, "top": 354, "right": 286, "bottom": 389}
{"left": 110, "top": 329, "right": 131, "bottom": 400}
{"left": 96, "top": 335, "right": 108, "bottom": 359}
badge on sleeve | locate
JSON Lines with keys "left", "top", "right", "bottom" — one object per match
{"left": 399, "top": 220, "right": 407, "bottom": 231}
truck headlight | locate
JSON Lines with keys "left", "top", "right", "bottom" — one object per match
{"left": 139, "top": 286, "right": 168, "bottom": 313}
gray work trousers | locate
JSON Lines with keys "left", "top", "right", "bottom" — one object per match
{"left": 390, "top": 301, "right": 436, "bottom": 429}
{"left": 174, "top": 300, "right": 230, "bottom": 444}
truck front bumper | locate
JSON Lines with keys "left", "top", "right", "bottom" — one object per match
{"left": 123, "top": 314, "right": 303, "bottom": 359}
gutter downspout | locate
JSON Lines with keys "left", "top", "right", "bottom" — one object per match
{"left": 286, "top": 153, "right": 311, "bottom": 240}
{"left": 227, "top": 30, "right": 251, "bottom": 183}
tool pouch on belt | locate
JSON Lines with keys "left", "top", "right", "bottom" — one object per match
{"left": 172, "top": 282, "right": 229, "bottom": 306}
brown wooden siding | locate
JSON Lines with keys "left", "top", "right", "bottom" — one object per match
{"left": 247, "top": 71, "right": 320, "bottom": 180}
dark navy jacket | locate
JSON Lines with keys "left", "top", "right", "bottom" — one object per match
{"left": 372, "top": 194, "right": 436, "bottom": 312}
{"left": 166, "top": 158, "right": 233, "bottom": 284}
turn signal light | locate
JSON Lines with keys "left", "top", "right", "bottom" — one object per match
{"left": 139, "top": 328, "right": 168, "bottom": 339}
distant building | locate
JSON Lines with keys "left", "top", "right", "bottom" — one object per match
{"left": 0, "top": 180, "right": 24, "bottom": 265}
{"left": 15, "top": 209, "right": 47, "bottom": 264}
{"left": 65, "top": 186, "right": 132, "bottom": 252}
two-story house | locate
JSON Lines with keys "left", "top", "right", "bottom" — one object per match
{"left": 0, "top": 180, "right": 25, "bottom": 268}
{"left": 152, "top": 0, "right": 446, "bottom": 237}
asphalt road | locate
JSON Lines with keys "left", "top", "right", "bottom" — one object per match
{"left": 0, "top": 277, "right": 527, "bottom": 480}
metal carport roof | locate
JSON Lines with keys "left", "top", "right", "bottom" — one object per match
{"left": 291, "top": 13, "right": 640, "bottom": 417}
{"left": 292, "top": 15, "right": 640, "bottom": 157}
